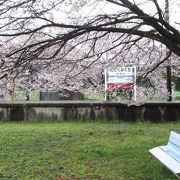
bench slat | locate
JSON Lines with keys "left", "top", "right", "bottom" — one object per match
{"left": 160, "top": 146, "right": 180, "bottom": 163}
{"left": 169, "top": 131, "right": 180, "bottom": 148}
{"left": 167, "top": 142, "right": 180, "bottom": 157}
{"left": 149, "top": 147, "right": 180, "bottom": 174}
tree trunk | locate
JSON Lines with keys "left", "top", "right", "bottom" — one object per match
{"left": 165, "top": 0, "right": 172, "bottom": 101}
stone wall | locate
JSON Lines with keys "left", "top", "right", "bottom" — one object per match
{"left": 0, "top": 101, "right": 179, "bottom": 122}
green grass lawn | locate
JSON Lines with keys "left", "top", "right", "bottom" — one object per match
{"left": 0, "top": 122, "right": 179, "bottom": 180}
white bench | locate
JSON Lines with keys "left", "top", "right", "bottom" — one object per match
{"left": 149, "top": 131, "right": 180, "bottom": 178}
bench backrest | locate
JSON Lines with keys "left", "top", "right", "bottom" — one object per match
{"left": 167, "top": 131, "right": 180, "bottom": 156}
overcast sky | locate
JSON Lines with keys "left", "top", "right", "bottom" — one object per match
{"left": 55, "top": 0, "right": 180, "bottom": 28}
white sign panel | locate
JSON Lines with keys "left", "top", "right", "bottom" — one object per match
{"left": 108, "top": 76, "right": 133, "bottom": 83}
{"left": 108, "top": 67, "right": 133, "bottom": 73}
{"left": 107, "top": 67, "right": 134, "bottom": 83}
{"left": 108, "top": 71, "right": 133, "bottom": 76}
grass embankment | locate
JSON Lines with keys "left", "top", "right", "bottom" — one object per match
{"left": 0, "top": 122, "right": 179, "bottom": 180}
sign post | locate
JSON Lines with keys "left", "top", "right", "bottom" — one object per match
{"left": 105, "top": 66, "right": 136, "bottom": 101}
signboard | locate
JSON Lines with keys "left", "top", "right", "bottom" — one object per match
{"left": 105, "top": 66, "right": 136, "bottom": 100}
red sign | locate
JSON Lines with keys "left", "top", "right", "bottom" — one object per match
{"left": 107, "top": 83, "right": 134, "bottom": 91}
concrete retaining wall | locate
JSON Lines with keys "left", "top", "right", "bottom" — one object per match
{"left": 0, "top": 101, "right": 179, "bottom": 122}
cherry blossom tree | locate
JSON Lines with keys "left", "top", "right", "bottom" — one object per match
{"left": 0, "top": 0, "right": 179, "bottom": 101}
{"left": 14, "top": 37, "right": 178, "bottom": 102}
